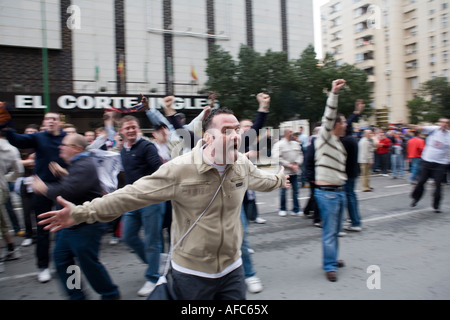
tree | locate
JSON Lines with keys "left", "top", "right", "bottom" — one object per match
{"left": 205, "top": 44, "right": 372, "bottom": 128}
{"left": 205, "top": 45, "right": 239, "bottom": 113}
{"left": 406, "top": 77, "right": 450, "bottom": 123}
{"left": 407, "top": 97, "right": 434, "bottom": 124}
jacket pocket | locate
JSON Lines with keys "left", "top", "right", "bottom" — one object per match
{"left": 180, "top": 181, "right": 212, "bottom": 197}
{"left": 230, "top": 176, "right": 246, "bottom": 190}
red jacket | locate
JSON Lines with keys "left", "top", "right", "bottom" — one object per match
{"left": 407, "top": 137, "right": 425, "bottom": 159}
{"left": 376, "top": 137, "right": 392, "bottom": 154}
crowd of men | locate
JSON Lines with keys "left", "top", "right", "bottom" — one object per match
{"left": 0, "top": 80, "right": 449, "bottom": 299}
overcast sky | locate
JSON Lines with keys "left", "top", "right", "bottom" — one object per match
{"left": 314, "top": 0, "right": 329, "bottom": 59}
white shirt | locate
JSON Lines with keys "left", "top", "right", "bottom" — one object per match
{"left": 421, "top": 126, "right": 450, "bottom": 165}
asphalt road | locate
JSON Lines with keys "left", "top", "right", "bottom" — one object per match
{"left": 1, "top": 171, "right": 449, "bottom": 300}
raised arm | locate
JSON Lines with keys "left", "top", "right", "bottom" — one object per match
{"left": 346, "top": 99, "right": 365, "bottom": 136}
{"left": 320, "top": 79, "right": 346, "bottom": 137}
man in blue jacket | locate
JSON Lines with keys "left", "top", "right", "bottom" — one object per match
{"left": 2, "top": 112, "right": 66, "bottom": 283}
{"left": 32, "top": 133, "right": 120, "bottom": 299}
{"left": 118, "top": 115, "right": 165, "bottom": 297}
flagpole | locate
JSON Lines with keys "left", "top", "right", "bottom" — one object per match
{"left": 41, "top": 0, "right": 50, "bottom": 112}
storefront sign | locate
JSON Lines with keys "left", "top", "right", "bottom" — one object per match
{"left": 13, "top": 94, "right": 212, "bottom": 111}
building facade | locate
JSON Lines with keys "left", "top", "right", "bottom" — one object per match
{"left": 321, "top": 0, "right": 450, "bottom": 125}
{"left": 0, "top": 0, "right": 314, "bottom": 132}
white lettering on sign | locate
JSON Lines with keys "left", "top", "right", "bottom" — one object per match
{"left": 16, "top": 95, "right": 46, "bottom": 109}
{"left": 13, "top": 95, "right": 211, "bottom": 110}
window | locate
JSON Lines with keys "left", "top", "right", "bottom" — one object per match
{"left": 356, "top": 53, "right": 364, "bottom": 63}
{"left": 442, "top": 14, "right": 448, "bottom": 28}
{"left": 430, "top": 17, "right": 436, "bottom": 31}
{"left": 430, "top": 53, "right": 436, "bottom": 64}
{"left": 411, "top": 77, "right": 419, "bottom": 90}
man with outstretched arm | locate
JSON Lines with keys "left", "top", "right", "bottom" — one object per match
{"left": 38, "top": 107, "right": 289, "bottom": 300}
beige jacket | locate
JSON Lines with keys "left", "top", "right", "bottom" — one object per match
{"left": 70, "top": 140, "right": 285, "bottom": 274}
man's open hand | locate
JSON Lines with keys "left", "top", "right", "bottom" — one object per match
{"left": 37, "top": 196, "right": 76, "bottom": 232}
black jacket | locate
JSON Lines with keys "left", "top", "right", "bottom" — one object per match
{"left": 121, "top": 138, "right": 162, "bottom": 185}
{"left": 46, "top": 153, "right": 103, "bottom": 205}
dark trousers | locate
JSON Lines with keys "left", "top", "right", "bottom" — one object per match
{"left": 53, "top": 223, "right": 119, "bottom": 300}
{"left": 33, "top": 193, "right": 55, "bottom": 269}
{"left": 304, "top": 184, "right": 320, "bottom": 223}
{"left": 21, "top": 183, "right": 35, "bottom": 239}
{"left": 172, "top": 265, "right": 246, "bottom": 300}
{"left": 379, "top": 153, "right": 390, "bottom": 174}
{"left": 411, "top": 160, "right": 447, "bottom": 210}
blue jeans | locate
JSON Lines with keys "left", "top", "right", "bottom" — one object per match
{"left": 343, "top": 178, "right": 361, "bottom": 227}
{"left": 280, "top": 174, "right": 300, "bottom": 213}
{"left": 315, "top": 189, "right": 346, "bottom": 272}
{"left": 240, "top": 206, "right": 255, "bottom": 278}
{"left": 391, "top": 153, "right": 404, "bottom": 178}
{"left": 53, "top": 222, "right": 119, "bottom": 300}
{"left": 409, "top": 158, "right": 421, "bottom": 182}
{"left": 122, "top": 202, "right": 165, "bottom": 283}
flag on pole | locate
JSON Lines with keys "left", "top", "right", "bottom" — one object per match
{"left": 117, "top": 59, "right": 124, "bottom": 79}
{"left": 191, "top": 65, "right": 199, "bottom": 83}
{"left": 95, "top": 65, "right": 100, "bottom": 82}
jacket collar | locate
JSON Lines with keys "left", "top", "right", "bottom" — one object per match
{"left": 192, "top": 139, "right": 214, "bottom": 174}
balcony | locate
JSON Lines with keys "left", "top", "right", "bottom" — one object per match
{"left": 356, "top": 59, "right": 375, "bottom": 69}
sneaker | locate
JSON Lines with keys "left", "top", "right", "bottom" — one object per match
{"left": 137, "top": 281, "right": 156, "bottom": 297}
{"left": 338, "top": 231, "right": 347, "bottom": 237}
{"left": 38, "top": 268, "right": 51, "bottom": 283}
{"left": 290, "top": 211, "right": 304, "bottom": 217}
{"left": 21, "top": 238, "right": 33, "bottom": 247}
{"left": 245, "top": 276, "right": 263, "bottom": 293}
{"left": 5, "top": 248, "right": 21, "bottom": 261}
{"left": 109, "top": 237, "right": 119, "bottom": 245}
{"left": 344, "top": 225, "right": 362, "bottom": 232}
{"left": 248, "top": 248, "right": 255, "bottom": 254}
{"left": 278, "top": 210, "right": 287, "bottom": 217}
{"left": 253, "top": 217, "right": 266, "bottom": 224}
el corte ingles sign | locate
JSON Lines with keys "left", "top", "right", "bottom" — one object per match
{"left": 13, "top": 94, "right": 212, "bottom": 111}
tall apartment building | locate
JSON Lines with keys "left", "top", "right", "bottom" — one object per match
{"left": 0, "top": 0, "right": 314, "bottom": 131}
{"left": 321, "top": 0, "right": 450, "bottom": 125}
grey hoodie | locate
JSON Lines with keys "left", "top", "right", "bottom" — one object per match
{"left": 0, "top": 138, "right": 23, "bottom": 191}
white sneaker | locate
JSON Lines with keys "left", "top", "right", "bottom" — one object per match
{"left": 254, "top": 217, "right": 266, "bottom": 224}
{"left": 290, "top": 211, "right": 304, "bottom": 217}
{"left": 5, "top": 248, "right": 21, "bottom": 261}
{"left": 245, "top": 276, "right": 263, "bottom": 293}
{"left": 344, "top": 225, "right": 362, "bottom": 232}
{"left": 21, "top": 238, "right": 33, "bottom": 247}
{"left": 338, "top": 231, "right": 347, "bottom": 237}
{"left": 137, "top": 280, "right": 156, "bottom": 297}
{"left": 278, "top": 210, "right": 287, "bottom": 217}
{"left": 109, "top": 237, "right": 119, "bottom": 245}
{"left": 38, "top": 268, "right": 51, "bottom": 283}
